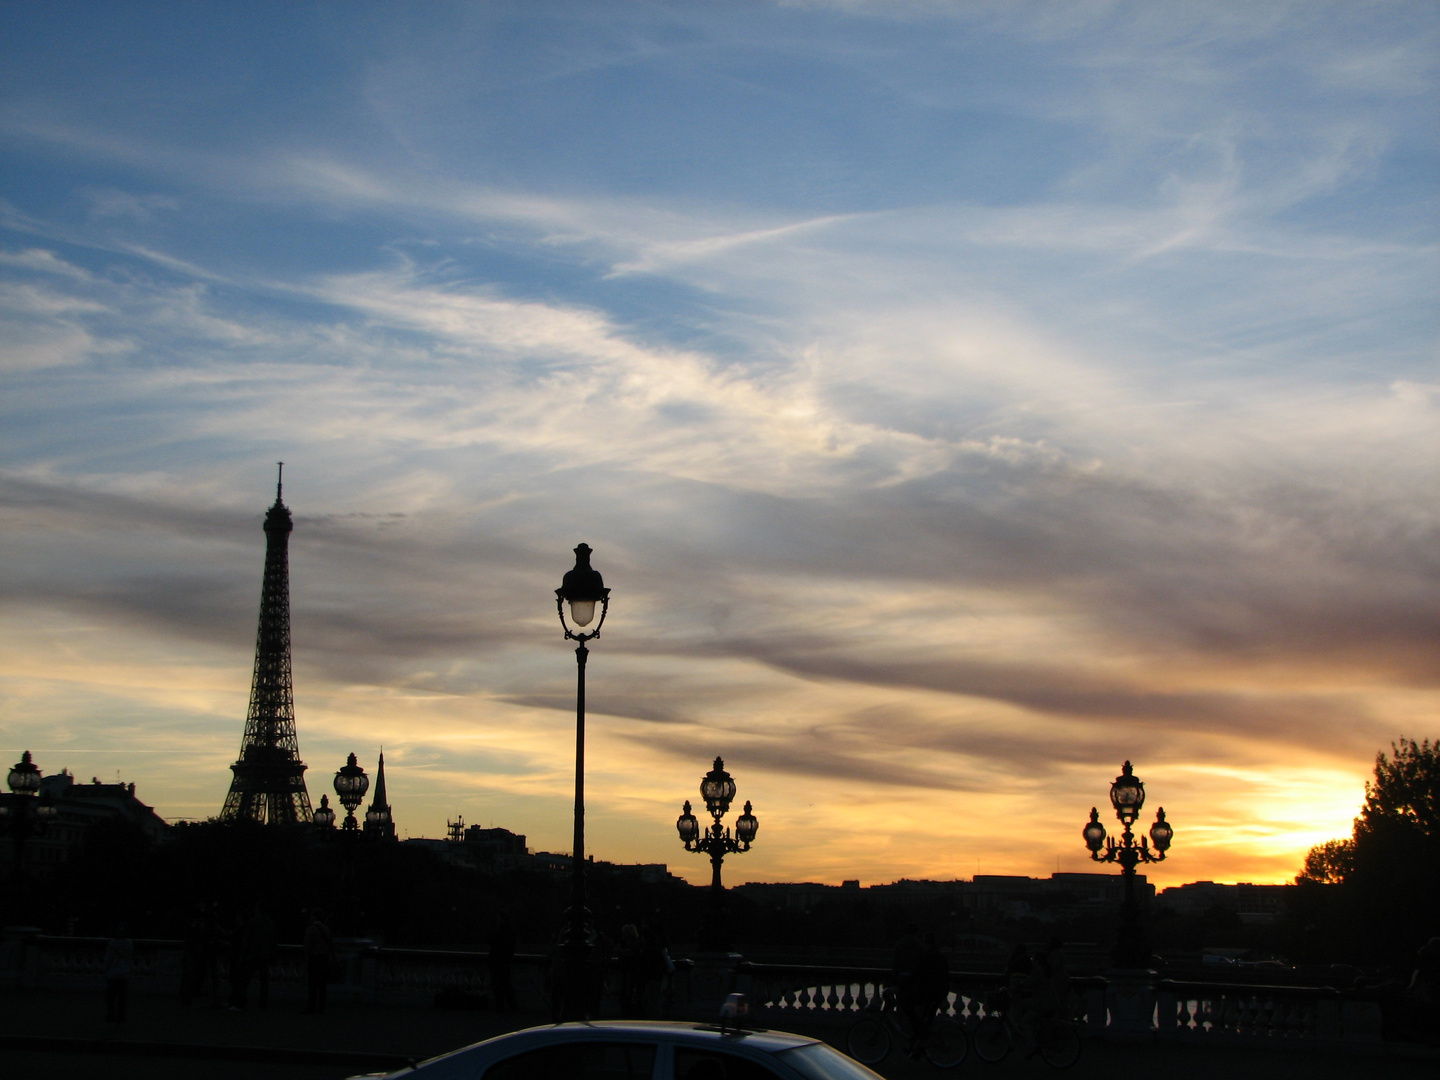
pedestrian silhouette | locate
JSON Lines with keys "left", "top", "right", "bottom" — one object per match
{"left": 488, "top": 910, "right": 518, "bottom": 1012}
{"left": 103, "top": 921, "right": 133, "bottom": 1023}
{"left": 304, "top": 909, "right": 335, "bottom": 1014}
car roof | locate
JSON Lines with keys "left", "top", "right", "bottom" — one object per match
{"left": 393, "top": 1021, "right": 825, "bottom": 1078}
{"left": 489, "top": 1020, "right": 822, "bottom": 1054}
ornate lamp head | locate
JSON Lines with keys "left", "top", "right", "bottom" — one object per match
{"left": 735, "top": 800, "right": 758, "bottom": 845}
{"left": 7, "top": 750, "right": 41, "bottom": 796}
{"left": 312, "top": 794, "right": 336, "bottom": 829}
{"left": 334, "top": 753, "right": 369, "bottom": 818}
{"left": 1109, "top": 760, "right": 1145, "bottom": 826}
{"left": 556, "top": 543, "right": 610, "bottom": 631}
{"left": 1149, "top": 807, "right": 1173, "bottom": 853}
{"left": 34, "top": 791, "right": 58, "bottom": 823}
{"left": 676, "top": 800, "right": 700, "bottom": 845}
{"left": 1083, "top": 806, "right": 1107, "bottom": 853}
{"left": 701, "top": 757, "right": 737, "bottom": 818}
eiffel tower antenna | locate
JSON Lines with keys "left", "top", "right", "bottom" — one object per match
{"left": 220, "top": 469, "right": 312, "bottom": 824}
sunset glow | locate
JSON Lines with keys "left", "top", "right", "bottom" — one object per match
{"left": 2, "top": 2, "right": 1435, "bottom": 889}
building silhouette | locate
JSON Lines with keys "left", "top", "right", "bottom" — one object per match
{"left": 219, "top": 466, "right": 313, "bottom": 824}
{"left": 0, "top": 770, "right": 167, "bottom": 880}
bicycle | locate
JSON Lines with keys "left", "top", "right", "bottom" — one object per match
{"left": 971, "top": 1007, "right": 1081, "bottom": 1069}
{"left": 846, "top": 986, "right": 969, "bottom": 1069}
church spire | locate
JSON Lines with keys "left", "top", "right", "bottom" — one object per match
{"left": 363, "top": 751, "right": 396, "bottom": 840}
{"left": 219, "top": 470, "right": 312, "bottom": 824}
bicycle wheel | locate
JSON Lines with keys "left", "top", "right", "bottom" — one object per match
{"left": 846, "top": 1015, "right": 892, "bottom": 1065}
{"left": 922, "top": 1016, "right": 969, "bottom": 1068}
{"left": 971, "top": 1014, "right": 1010, "bottom": 1063}
{"left": 1036, "top": 1018, "right": 1081, "bottom": 1069}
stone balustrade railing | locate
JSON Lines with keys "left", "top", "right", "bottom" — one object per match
{"left": 732, "top": 960, "right": 1380, "bottom": 1045}
{"left": 0, "top": 933, "right": 1386, "bottom": 1045}
{"left": 0, "top": 932, "right": 554, "bottom": 1008}
{"left": 1155, "top": 978, "right": 1383, "bottom": 1045}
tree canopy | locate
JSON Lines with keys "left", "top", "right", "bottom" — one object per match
{"left": 1294, "top": 738, "right": 1439, "bottom": 965}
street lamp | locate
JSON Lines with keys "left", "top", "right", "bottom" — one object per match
{"left": 0, "top": 751, "right": 59, "bottom": 898}
{"left": 1082, "top": 760, "right": 1174, "bottom": 968}
{"left": 554, "top": 542, "right": 610, "bottom": 1021}
{"left": 333, "top": 754, "right": 369, "bottom": 831}
{"left": 677, "top": 757, "right": 758, "bottom": 949}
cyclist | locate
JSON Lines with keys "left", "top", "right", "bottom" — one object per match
{"left": 909, "top": 933, "right": 951, "bottom": 1055}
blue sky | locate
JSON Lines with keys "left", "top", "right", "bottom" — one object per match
{"left": 1, "top": 1, "right": 1436, "bottom": 886}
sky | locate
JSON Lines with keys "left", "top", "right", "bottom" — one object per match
{"left": 0, "top": 1, "right": 1436, "bottom": 890}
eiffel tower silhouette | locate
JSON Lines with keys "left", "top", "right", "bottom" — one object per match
{"left": 220, "top": 464, "right": 313, "bottom": 824}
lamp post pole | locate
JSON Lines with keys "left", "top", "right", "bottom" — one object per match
{"left": 554, "top": 543, "right": 610, "bottom": 1021}
{"left": 676, "top": 758, "right": 758, "bottom": 950}
{"left": 1082, "top": 760, "right": 1174, "bottom": 969}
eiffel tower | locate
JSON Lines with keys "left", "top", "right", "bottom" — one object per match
{"left": 220, "top": 464, "right": 313, "bottom": 824}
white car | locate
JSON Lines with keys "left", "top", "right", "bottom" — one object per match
{"left": 354, "top": 1019, "right": 886, "bottom": 1080}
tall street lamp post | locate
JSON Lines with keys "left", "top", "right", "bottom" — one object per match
{"left": 0, "top": 751, "right": 59, "bottom": 916}
{"left": 676, "top": 757, "right": 758, "bottom": 950}
{"left": 328, "top": 754, "right": 370, "bottom": 932}
{"left": 1082, "top": 760, "right": 1174, "bottom": 968}
{"left": 554, "top": 542, "right": 610, "bottom": 1021}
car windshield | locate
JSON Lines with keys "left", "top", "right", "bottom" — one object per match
{"left": 775, "top": 1043, "right": 885, "bottom": 1080}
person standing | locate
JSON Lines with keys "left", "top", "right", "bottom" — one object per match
{"left": 103, "top": 922, "right": 134, "bottom": 1023}
{"left": 303, "top": 910, "right": 334, "bottom": 1014}
{"left": 229, "top": 904, "right": 277, "bottom": 1010}
{"left": 890, "top": 923, "right": 925, "bottom": 1034}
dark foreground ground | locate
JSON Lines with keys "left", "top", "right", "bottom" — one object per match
{"left": 1, "top": 987, "right": 1434, "bottom": 1080}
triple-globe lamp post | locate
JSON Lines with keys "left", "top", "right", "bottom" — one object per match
{"left": 1082, "top": 760, "right": 1174, "bottom": 968}
{"left": 554, "top": 542, "right": 610, "bottom": 1021}
{"left": 676, "top": 757, "right": 758, "bottom": 950}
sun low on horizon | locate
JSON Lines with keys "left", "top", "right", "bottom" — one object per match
{"left": 0, "top": 2, "right": 1435, "bottom": 893}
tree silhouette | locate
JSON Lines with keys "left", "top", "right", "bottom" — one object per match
{"left": 1296, "top": 738, "right": 1439, "bottom": 964}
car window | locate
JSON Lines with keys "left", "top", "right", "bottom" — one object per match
{"left": 673, "top": 1047, "right": 784, "bottom": 1080}
{"left": 482, "top": 1040, "right": 657, "bottom": 1080}
{"left": 774, "top": 1043, "right": 885, "bottom": 1080}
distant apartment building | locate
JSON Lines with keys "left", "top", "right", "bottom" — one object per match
{"left": 735, "top": 872, "right": 1154, "bottom": 920}
{"left": 1156, "top": 880, "right": 1290, "bottom": 925}
{"left": 403, "top": 822, "right": 676, "bottom": 884}
{"left": 0, "top": 769, "right": 168, "bottom": 879}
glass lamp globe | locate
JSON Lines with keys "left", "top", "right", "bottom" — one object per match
{"left": 334, "top": 753, "right": 370, "bottom": 812}
{"left": 8, "top": 751, "right": 41, "bottom": 796}
{"left": 1149, "top": 808, "right": 1173, "bottom": 853}
{"left": 701, "top": 757, "right": 737, "bottom": 817}
{"left": 676, "top": 801, "right": 699, "bottom": 844}
{"left": 556, "top": 544, "right": 609, "bottom": 630}
{"left": 735, "top": 801, "right": 758, "bottom": 845}
{"left": 1083, "top": 807, "right": 1107, "bottom": 853}
{"left": 1110, "top": 761, "right": 1145, "bottom": 823}
{"left": 313, "top": 795, "right": 336, "bottom": 829}
{"left": 34, "top": 792, "right": 58, "bottom": 822}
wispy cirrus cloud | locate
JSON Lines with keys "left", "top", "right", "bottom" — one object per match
{"left": 0, "top": 1, "right": 1434, "bottom": 885}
